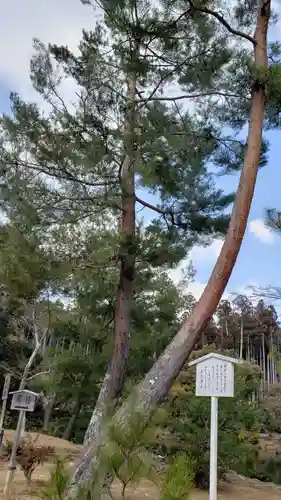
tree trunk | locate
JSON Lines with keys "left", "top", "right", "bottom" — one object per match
{"left": 262, "top": 331, "right": 266, "bottom": 384}
{"left": 267, "top": 352, "right": 270, "bottom": 388}
{"left": 239, "top": 318, "right": 244, "bottom": 359}
{"left": 62, "top": 398, "right": 81, "bottom": 441}
{"left": 18, "top": 305, "right": 47, "bottom": 439}
{"left": 270, "top": 329, "right": 275, "bottom": 384}
{"left": 71, "top": 1, "right": 270, "bottom": 489}
{"left": 43, "top": 395, "right": 56, "bottom": 432}
{"left": 83, "top": 67, "right": 138, "bottom": 447}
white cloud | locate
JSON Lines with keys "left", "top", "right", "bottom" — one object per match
{"left": 186, "top": 281, "right": 207, "bottom": 301}
{"left": 190, "top": 239, "right": 224, "bottom": 266}
{"left": 168, "top": 238, "right": 226, "bottom": 301}
{"left": 0, "top": 0, "right": 99, "bottom": 101}
{"left": 249, "top": 219, "right": 275, "bottom": 244}
{"left": 168, "top": 238, "right": 223, "bottom": 285}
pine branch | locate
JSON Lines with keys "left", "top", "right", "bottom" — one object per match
{"left": 188, "top": 1, "right": 256, "bottom": 45}
{"left": 135, "top": 195, "right": 170, "bottom": 216}
{"left": 138, "top": 52, "right": 215, "bottom": 109}
{"left": 135, "top": 196, "right": 176, "bottom": 225}
{"left": 138, "top": 91, "right": 245, "bottom": 103}
{"left": 9, "top": 158, "right": 118, "bottom": 189}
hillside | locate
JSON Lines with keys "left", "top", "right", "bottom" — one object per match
{"left": 1, "top": 432, "right": 281, "bottom": 500}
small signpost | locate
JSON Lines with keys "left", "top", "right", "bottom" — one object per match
{"left": 10, "top": 389, "right": 38, "bottom": 412}
{"left": 4, "top": 389, "right": 39, "bottom": 499}
{"left": 0, "top": 375, "right": 11, "bottom": 449}
{"left": 189, "top": 353, "right": 242, "bottom": 500}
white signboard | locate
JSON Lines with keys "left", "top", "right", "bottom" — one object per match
{"left": 189, "top": 353, "right": 242, "bottom": 500}
{"left": 10, "top": 390, "right": 37, "bottom": 412}
{"left": 2, "top": 375, "right": 11, "bottom": 401}
{"left": 195, "top": 357, "right": 234, "bottom": 398}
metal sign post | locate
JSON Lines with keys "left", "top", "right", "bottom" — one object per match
{"left": 3, "top": 390, "right": 39, "bottom": 499}
{"left": 189, "top": 353, "right": 242, "bottom": 500}
{"left": 0, "top": 375, "right": 11, "bottom": 450}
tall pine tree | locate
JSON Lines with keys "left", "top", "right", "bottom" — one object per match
{"left": 0, "top": 0, "right": 246, "bottom": 447}
{"left": 69, "top": 0, "right": 279, "bottom": 489}
{"left": 0, "top": 0, "right": 279, "bottom": 491}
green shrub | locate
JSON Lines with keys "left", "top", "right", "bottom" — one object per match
{"left": 237, "top": 454, "right": 281, "bottom": 484}
{"left": 261, "top": 383, "right": 281, "bottom": 433}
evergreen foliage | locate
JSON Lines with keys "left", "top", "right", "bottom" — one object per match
{"left": 40, "top": 411, "right": 195, "bottom": 499}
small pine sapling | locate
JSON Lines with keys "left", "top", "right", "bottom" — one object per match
{"left": 161, "top": 453, "right": 195, "bottom": 500}
{"left": 41, "top": 459, "right": 70, "bottom": 500}
{"left": 101, "top": 411, "right": 156, "bottom": 500}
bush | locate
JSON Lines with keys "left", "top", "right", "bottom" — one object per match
{"left": 261, "top": 383, "right": 281, "bottom": 433}
{"left": 237, "top": 454, "right": 281, "bottom": 484}
{"left": 4, "top": 435, "right": 55, "bottom": 484}
{"left": 2, "top": 439, "right": 13, "bottom": 459}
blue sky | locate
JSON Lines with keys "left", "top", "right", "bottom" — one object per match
{"left": 0, "top": 0, "right": 280, "bottom": 305}
{"left": 190, "top": 129, "right": 281, "bottom": 299}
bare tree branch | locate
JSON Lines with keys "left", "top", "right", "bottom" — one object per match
{"left": 27, "top": 369, "right": 51, "bottom": 381}
{"left": 19, "top": 301, "right": 51, "bottom": 390}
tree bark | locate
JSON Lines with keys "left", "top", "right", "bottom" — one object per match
{"left": 239, "top": 318, "right": 244, "bottom": 359}
{"left": 43, "top": 395, "right": 56, "bottom": 432}
{"left": 82, "top": 64, "right": 138, "bottom": 447}
{"left": 18, "top": 303, "right": 48, "bottom": 439}
{"left": 71, "top": 0, "right": 271, "bottom": 489}
{"left": 262, "top": 331, "right": 266, "bottom": 383}
{"left": 62, "top": 398, "right": 81, "bottom": 441}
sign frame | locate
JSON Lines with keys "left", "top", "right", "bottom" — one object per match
{"left": 189, "top": 353, "right": 242, "bottom": 500}
{"left": 189, "top": 352, "right": 238, "bottom": 398}
{"left": 10, "top": 390, "right": 39, "bottom": 413}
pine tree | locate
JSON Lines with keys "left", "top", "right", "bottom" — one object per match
{"left": 0, "top": 0, "right": 249, "bottom": 456}
{"left": 70, "top": 0, "right": 277, "bottom": 490}
{"left": 0, "top": 0, "right": 278, "bottom": 491}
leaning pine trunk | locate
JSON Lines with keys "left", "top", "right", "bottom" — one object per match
{"left": 71, "top": 1, "right": 271, "bottom": 489}
{"left": 83, "top": 70, "right": 138, "bottom": 447}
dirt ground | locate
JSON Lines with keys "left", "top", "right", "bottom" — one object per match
{"left": 0, "top": 431, "right": 281, "bottom": 500}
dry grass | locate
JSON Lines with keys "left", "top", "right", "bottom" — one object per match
{"left": 111, "top": 477, "right": 281, "bottom": 500}
{"left": 2, "top": 430, "right": 81, "bottom": 461}
{"left": 0, "top": 432, "right": 280, "bottom": 500}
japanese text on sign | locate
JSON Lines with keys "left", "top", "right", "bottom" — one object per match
{"left": 195, "top": 359, "right": 234, "bottom": 397}
{"left": 10, "top": 392, "right": 36, "bottom": 412}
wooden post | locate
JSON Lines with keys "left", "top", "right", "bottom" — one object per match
{"left": 3, "top": 411, "right": 25, "bottom": 499}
